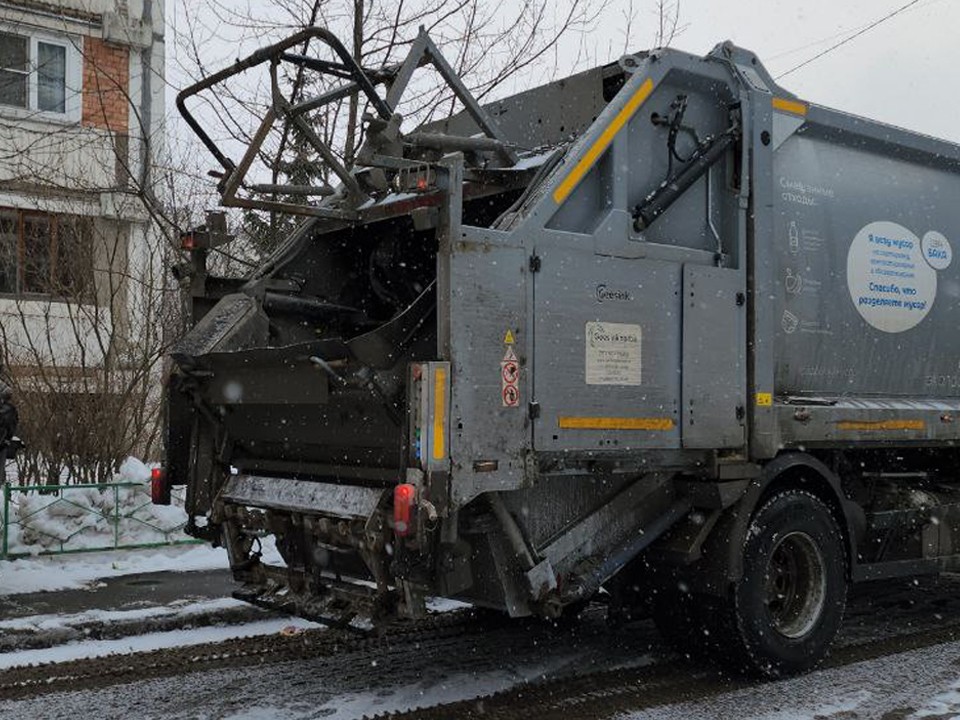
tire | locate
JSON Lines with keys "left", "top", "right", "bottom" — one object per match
{"left": 719, "top": 489, "right": 848, "bottom": 677}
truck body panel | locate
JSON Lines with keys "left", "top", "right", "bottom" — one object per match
{"left": 167, "top": 32, "right": 960, "bottom": 674}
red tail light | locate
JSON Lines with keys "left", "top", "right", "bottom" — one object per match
{"left": 180, "top": 234, "right": 196, "bottom": 250}
{"left": 394, "top": 483, "right": 416, "bottom": 537}
{"left": 151, "top": 467, "right": 171, "bottom": 505}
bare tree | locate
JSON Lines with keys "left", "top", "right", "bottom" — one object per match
{"left": 0, "top": 19, "right": 201, "bottom": 484}
{"left": 171, "top": 0, "right": 601, "bottom": 250}
{"left": 614, "top": 0, "right": 686, "bottom": 55}
{"left": 653, "top": 0, "right": 685, "bottom": 48}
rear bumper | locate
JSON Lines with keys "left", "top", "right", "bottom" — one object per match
{"left": 215, "top": 474, "right": 403, "bottom": 626}
{"left": 221, "top": 475, "right": 387, "bottom": 519}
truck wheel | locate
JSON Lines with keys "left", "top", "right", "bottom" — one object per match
{"left": 726, "top": 489, "right": 847, "bottom": 677}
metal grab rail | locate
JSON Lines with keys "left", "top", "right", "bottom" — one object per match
{"left": 175, "top": 27, "right": 391, "bottom": 183}
{"left": 175, "top": 26, "right": 518, "bottom": 220}
{"left": 1, "top": 481, "right": 200, "bottom": 559}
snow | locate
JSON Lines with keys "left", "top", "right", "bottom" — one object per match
{"left": 911, "top": 678, "right": 960, "bottom": 718}
{"left": 0, "top": 544, "right": 229, "bottom": 594}
{"left": 0, "top": 596, "right": 247, "bottom": 632}
{"left": 0, "top": 497, "right": 300, "bottom": 675}
{"left": 0, "top": 536, "right": 283, "bottom": 595}
{"left": 425, "top": 597, "right": 470, "bottom": 613}
{"left": 0, "top": 453, "right": 287, "bottom": 595}
{"left": 0, "top": 615, "right": 320, "bottom": 670}
{"left": 617, "top": 642, "right": 960, "bottom": 720}
{"left": 307, "top": 661, "right": 571, "bottom": 720}
{"left": 5, "top": 457, "right": 189, "bottom": 556}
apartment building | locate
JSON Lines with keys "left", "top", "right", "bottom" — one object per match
{"left": 0, "top": 0, "right": 165, "bottom": 373}
{"left": 0, "top": 0, "right": 166, "bottom": 472}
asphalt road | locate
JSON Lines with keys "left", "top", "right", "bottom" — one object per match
{"left": 4, "top": 575, "right": 960, "bottom": 719}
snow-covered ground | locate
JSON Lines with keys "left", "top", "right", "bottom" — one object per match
{"left": 0, "top": 595, "right": 246, "bottom": 632}
{"left": 7, "top": 461, "right": 960, "bottom": 719}
{"left": 0, "top": 536, "right": 285, "bottom": 595}
{"left": 0, "top": 601, "right": 319, "bottom": 670}
{"left": 1, "top": 544, "right": 230, "bottom": 594}
{"left": 7, "top": 611, "right": 960, "bottom": 720}
{"left": 0, "top": 459, "right": 299, "bottom": 678}
{"left": 620, "top": 640, "right": 960, "bottom": 719}
{"left": 0, "top": 454, "right": 283, "bottom": 595}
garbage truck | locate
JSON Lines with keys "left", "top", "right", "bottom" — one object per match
{"left": 163, "top": 28, "right": 960, "bottom": 677}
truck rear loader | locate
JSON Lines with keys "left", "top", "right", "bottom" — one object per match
{"left": 166, "top": 29, "right": 960, "bottom": 677}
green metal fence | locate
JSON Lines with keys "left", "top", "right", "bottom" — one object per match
{"left": 1, "top": 481, "right": 201, "bottom": 559}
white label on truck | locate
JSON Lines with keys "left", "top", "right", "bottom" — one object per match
{"left": 847, "top": 221, "right": 941, "bottom": 334}
{"left": 585, "top": 321, "right": 641, "bottom": 385}
{"left": 922, "top": 231, "right": 952, "bottom": 270}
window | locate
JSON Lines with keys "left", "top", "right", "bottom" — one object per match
{"left": 37, "top": 41, "right": 66, "bottom": 113}
{"left": 0, "top": 33, "right": 27, "bottom": 108}
{"left": 0, "top": 209, "right": 93, "bottom": 299}
{"left": 0, "top": 29, "right": 79, "bottom": 120}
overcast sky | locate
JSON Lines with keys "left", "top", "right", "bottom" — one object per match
{"left": 166, "top": 0, "right": 959, "bottom": 153}
{"left": 617, "top": 0, "right": 957, "bottom": 142}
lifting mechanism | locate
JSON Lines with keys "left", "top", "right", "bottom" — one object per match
{"left": 176, "top": 27, "right": 519, "bottom": 222}
{"left": 173, "top": 26, "right": 536, "bottom": 630}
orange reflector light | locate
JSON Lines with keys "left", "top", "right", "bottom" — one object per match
{"left": 151, "top": 467, "right": 170, "bottom": 505}
{"left": 394, "top": 483, "right": 416, "bottom": 537}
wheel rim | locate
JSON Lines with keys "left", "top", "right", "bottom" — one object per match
{"left": 763, "top": 530, "right": 826, "bottom": 639}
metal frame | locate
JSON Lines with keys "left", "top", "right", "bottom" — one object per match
{"left": 175, "top": 27, "right": 518, "bottom": 221}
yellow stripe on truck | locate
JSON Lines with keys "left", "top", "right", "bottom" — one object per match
{"left": 552, "top": 78, "right": 655, "bottom": 205}
{"left": 558, "top": 416, "right": 675, "bottom": 431}
{"left": 772, "top": 97, "right": 807, "bottom": 116}
{"left": 836, "top": 419, "right": 924, "bottom": 432}
{"left": 432, "top": 366, "right": 446, "bottom": 460}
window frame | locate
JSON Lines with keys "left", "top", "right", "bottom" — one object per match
{"left": 0, "top": 26, "right": 81, "bottom": 123}
{"left": 0, "top": 207, "right": 94, "bottom": 302}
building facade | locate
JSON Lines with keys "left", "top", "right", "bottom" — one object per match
{"left": 0, "top": 0, "right": 166, "bottom": 473}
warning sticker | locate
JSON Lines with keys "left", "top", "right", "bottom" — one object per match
{"left": 501, "top": 345, "right": 520, "bottom": 408}
{"left": 585, "top": 321, "right": 641, "bottom": 386}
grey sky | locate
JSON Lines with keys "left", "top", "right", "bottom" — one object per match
{"left": 166, "top": 0, "right": 959, "bottom": 159}
{"left": 628, "top": 0, "right": 957, "bottom": 142}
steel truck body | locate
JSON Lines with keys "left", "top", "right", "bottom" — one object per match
{"left": 166, "top": 31, "right": 960, "bottom": 675}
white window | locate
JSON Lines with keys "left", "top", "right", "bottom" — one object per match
{"left": 0, "top": 29, "right": 81, "bottom": 122}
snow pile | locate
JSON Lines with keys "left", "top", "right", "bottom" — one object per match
{"left": 5, "top": 457, "right": 191, "bottom": 556}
